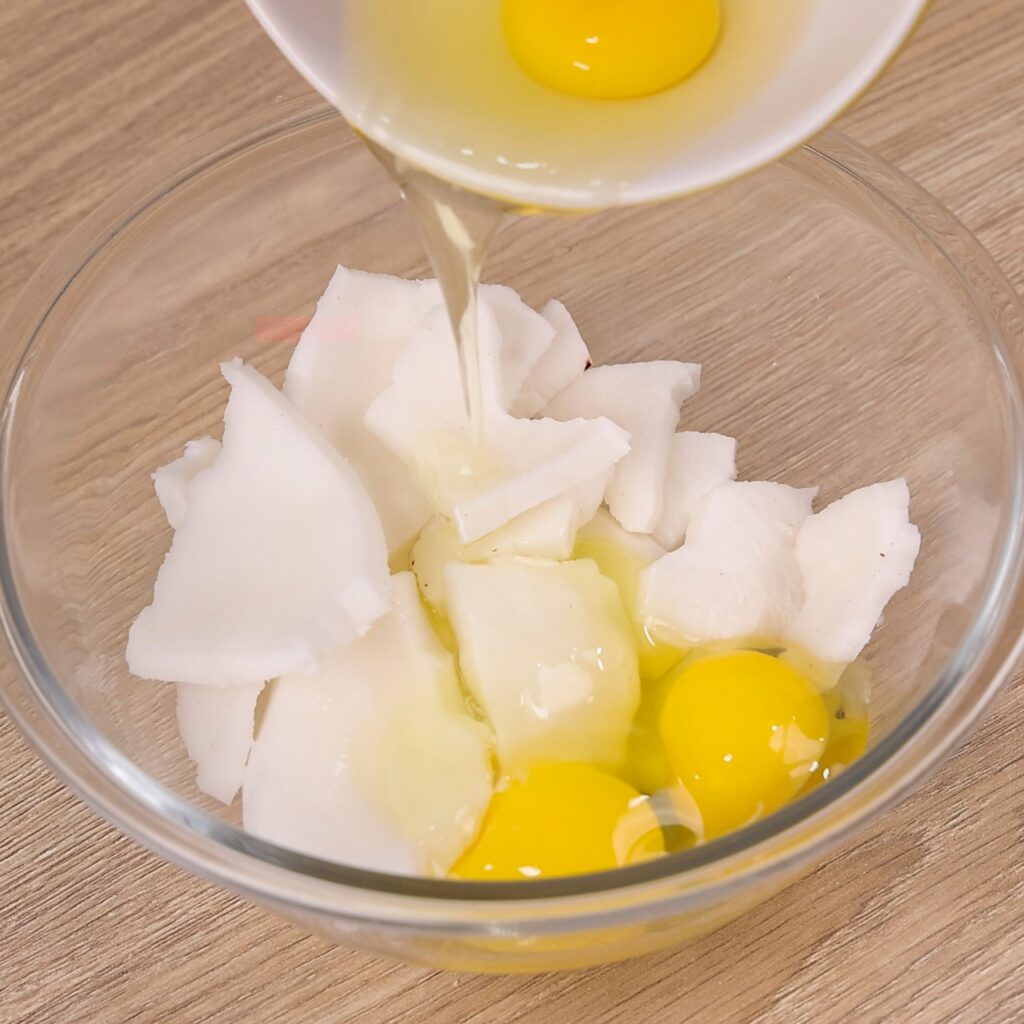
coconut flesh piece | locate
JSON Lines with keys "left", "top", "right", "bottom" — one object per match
{"left": 411, "top": 470, "right": 610, "bottom": 623}
{"left": 640, "top": 480, "right": 817, "bottom": 647}
{"left": 510, "top": 299, "right": 591, "bottom": 418}
{"left": 411, "top": 484, "right": 597, "bottom": 614}
{"left": 176, "top": 681, "right": 263, "bottom": 805}
{"left": 477, "top": 283, "right": 557, "bottom": 409}
{"left": 152, "top": 436, "right": 221, "bottom": 530}
{"left": 283, "top": 267, "right": 558, "bottom": 552}
{"left": 577, "top": 506, "right": 667, "bottom": 564}
{"left": 364, "top": 303, "right": 631, "bottom": 544}
{"left": 127, "top": 359, "right": 391, "bottom": 687}
{"left": 242, "top": 573, "right": 493, "bottom": 876}
{"left": 574, "top": 507, "right": 667, "bottom": 619}
{"left": 445, "top": 558, "right": 641, "bottom": 778}
{"left": 149, "top": 443, "right": 262, "bottom": 803}
{"left": 544, "top": 361, "right": 702, "bottom": 534}
{"left": 783, "top": 479, "right": 921, "bottom": 667}
{"left": 651, "top": 431, "right": 738, "bottom": 551}
{"left": 283, "top": 268, "right": 438, "bottom": 553}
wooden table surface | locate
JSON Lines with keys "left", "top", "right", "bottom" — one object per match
{"left": 3, "top": 1, "right": 1024, "bottom": 1021}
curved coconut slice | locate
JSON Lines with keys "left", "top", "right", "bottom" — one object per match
{"left": 453, "top": 417, "right": 628, "bottom": 542}
{"left": 652, "top": 432, "right": 738, "bottom": 550}
{"left": 575, "top": 507, "right": 666, "bottom": 622}
{"left": 545, "top": 361, "right": 701, "bottom": 533}
{"left": 574, "top": 509, "right": 672, "bottom": 680}
{"left": 152, "top": 436, "right": 221, "bottom": 530}
{"left": 640, "top": 481, "right": 817, "bottom": 646}
{"left": 446, "top": 558, "right": 640, "bottom": 777}
{"left": 411, "top": 493, "right": 589, "bottom": 612}
{"left": 176, "top": 681, "right": 263, "bottom": 804}
{"left": 511, "top": 299, "right": 591, "bottom": 418}
{"left": 571, "top": 470, "right": 612, "bottom": 531}
{"left": 481, "top": 284, "right": 556, "bottom": 409}
{"left": 784, "top": 479, "right": 920, "bottom": 665}
{"left": 283, "top": 266, "right": 438, "bottom": 552}
{"left": 363, "top": 303, "right": 499, "bottom": 459}
{"left": 127, "top": 359, "right": 391, "bottom": 687}
{"left": 577, "top": 507, "right": 667, "bottom": 565}
{"left": 242, "top": 574, "right": 493, "bottom": 876}
{"left": 365, "top": 306, "right": 630, "bottom": 543}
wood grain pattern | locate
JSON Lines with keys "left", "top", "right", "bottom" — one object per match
{"left": 2, "top": 0, "right": 1024, "bottom": 1020}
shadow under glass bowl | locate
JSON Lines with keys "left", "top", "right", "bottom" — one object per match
{"left": 2, "top": 100, "right": 1024, "bottom": 973}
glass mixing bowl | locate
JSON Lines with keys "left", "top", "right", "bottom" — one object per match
{"left": 2, "top": 100, "right": 1023, "bottom": 973}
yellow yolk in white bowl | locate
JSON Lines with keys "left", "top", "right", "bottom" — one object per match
{"left": 502, "top": 0, "right": 721, "bottom": 99}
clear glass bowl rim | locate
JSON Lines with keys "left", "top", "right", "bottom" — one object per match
{"left": 2, "top": 99, "right": 1023, "bottom": 937}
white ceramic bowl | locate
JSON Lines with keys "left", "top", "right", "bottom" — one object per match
{"left": 244, "top": 0, "right": 929, "bottom": 208}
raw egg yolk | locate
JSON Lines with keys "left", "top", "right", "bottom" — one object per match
{"left": 451, "top": 763, "right": 664, "bottom": 880}
{"left": 659, "top": 651, "right": 829, "bottom": 839}
{"left": 502, "top": 0, "right": 721, "bottom": 100}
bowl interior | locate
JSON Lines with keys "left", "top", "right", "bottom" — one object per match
{"left": 2, "top": 109, "right": 1016, "bottom": 863}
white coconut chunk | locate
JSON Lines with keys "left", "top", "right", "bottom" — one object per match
{"left": 176, "top": 681, "right": 263, "bottom": 804}
{"left": 446, "top": 559, "right": 640, "bottom": 777}
{"left": 571, "top": 470, "right": 613, "bottom": 532}
{"left": 640, "top": 481, "right": 817, "bottom": 646}
{"left": 452, "top": 417, "right": 629, "bottom": 542}
{"left": 127, "top": 359, "right": 391, "bottom": 687}
{"left": 152, "top": 436, "right": 221, "bottom": 530}
{"left": 412, "top": 492, "right": 591, "bottom": 612}
{"left": 486, "top": 495, "right": 583, "bottom": 561}
{"left": 480, "top": 284, "right": 556, "bottom": 409}
{"left": 364, "top": 303, "right": 500, "bottom": 460}
{"left": 365, "top": 306, "right": 630, "bottom": 543}
{"left": 783, "top": 479, "right": 921, "bottom": 664}
{"left": 242, "top": 574, "right": 492, "bottom": 876}
{"left": 574, "top": 509, "right": 667, "bottom": 665}
{"left": 545, "top": 362, "right": 701, "bottom": 533}
{"left": 652, "top": 432, "right": 738, "bottom": 550}
{"left": 577, "top": 507, "right": 667, "bottom": 566}
{"left": 511, "top": 299, "right": 591, "bottom": 417}
{"left": 283, "top": 266, "right": 438, "bottom": 552}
